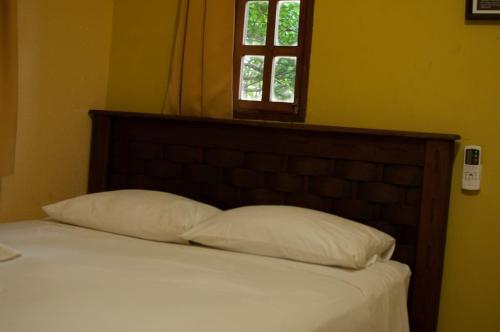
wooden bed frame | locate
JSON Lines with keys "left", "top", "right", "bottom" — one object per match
{"left": 88, "top": 110, "right": 459, "bottom": 332}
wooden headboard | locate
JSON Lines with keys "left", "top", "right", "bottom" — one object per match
{"left": 88, "top": 110, "right": 459, "bottom": 332}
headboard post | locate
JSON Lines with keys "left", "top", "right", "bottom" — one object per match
{"left": 412, "top": 140, "right": 455, "bottom": 332}
{"left": 88, "top": 112, "right": 111, "bottom": 193}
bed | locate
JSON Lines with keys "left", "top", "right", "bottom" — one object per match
{"left": 1, "top": 219, "right": 410, "bottom": 332}
{"left": 0, "top": 110, "right": 459, "bottom": 331}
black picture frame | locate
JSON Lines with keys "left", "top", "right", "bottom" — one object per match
{"left": 466, "top": 0, "right": 500, "bottom": 20}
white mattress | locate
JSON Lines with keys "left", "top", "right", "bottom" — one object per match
{"left": 0, "top": 220, "right": 410, "bottom": 332}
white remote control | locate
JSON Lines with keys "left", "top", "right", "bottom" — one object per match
{"left": 462, "top": 145, "right": 481, "bottom": 191}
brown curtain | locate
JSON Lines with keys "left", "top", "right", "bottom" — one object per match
{"left": 0, "top": 0, "right": 18, "bottom": 176}
{"left": 163, "top": 0, "right": 234, "bottom": 118}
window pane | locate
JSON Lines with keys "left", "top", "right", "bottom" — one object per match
{"left": 244, "top": 1, "right": 269, "bottom": 46}
{"left": 240, "top": 55, "right": 265, "bottom": 101}
{"left": 275, "top": 0, "right": 300, "bottom": 46}
{"left": 271, "top": 56, "right": 296, "bottom": 103}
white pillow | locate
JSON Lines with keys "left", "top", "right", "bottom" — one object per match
{"left": 181, "top": 205, "right": 395, "bottom": 269}
{"left": 43, "top": 190, "right": 221, "bottom": 243}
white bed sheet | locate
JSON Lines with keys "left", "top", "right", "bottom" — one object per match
{"left": 0, "top": 220, "right": 410, "bottom": 332}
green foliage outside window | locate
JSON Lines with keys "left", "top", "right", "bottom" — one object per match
{"left": 272, "top": 57, "right": 296, "bottom": 102}
{"left": 276, "top": 1, "right": 300, "bottom": 46}
{"left": 241, "top": 56, "right": 265, "bottom": 100}
{"left": 242, "top": 1, "right": 300, "bottom": 103}
{"left": 244, "top": 1, "right": 268, "bottom": 45}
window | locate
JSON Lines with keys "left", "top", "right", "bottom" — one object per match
{"left": 233, "top": 0, "right": 314, "bottom": 122}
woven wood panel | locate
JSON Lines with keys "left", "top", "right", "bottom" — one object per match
{"left": 107, "top": 119, "right": 425, "bottom": 271}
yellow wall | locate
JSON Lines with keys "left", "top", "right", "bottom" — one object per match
{"left": 105, "top": 0, "right": 500, "bottom": 331}
{"left": 107, "top": 0, "right": 178, "bottom": 113}
{"left": 0, "top": 0, "right": 114, "bottom": 221}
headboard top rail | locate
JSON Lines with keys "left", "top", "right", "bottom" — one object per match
{"left": 89, "top": 110, "right": 460, "bottom": 142}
